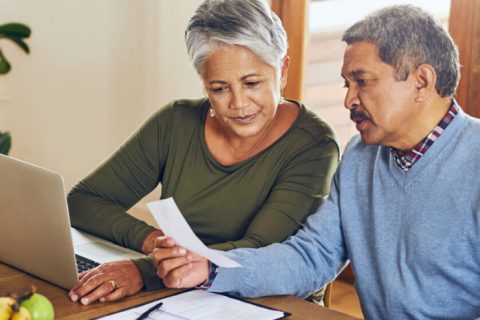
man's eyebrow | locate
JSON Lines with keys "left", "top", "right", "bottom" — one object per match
{"left": 341, "top": 69, "right": 369, "bottom": 79}
{"left": 349, "top": 69, "right": 368, "bottom": 78}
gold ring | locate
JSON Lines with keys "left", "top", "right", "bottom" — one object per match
{"left": 109, "top": 280, "right": 117, "bottom": 291}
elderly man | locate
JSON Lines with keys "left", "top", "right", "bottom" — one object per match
{"left": 153, "top": 5, "right": 480, "bottom": 319}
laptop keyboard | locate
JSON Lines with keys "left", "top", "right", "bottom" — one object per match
{"left": 75, "top": 254, "right": 100, "bottom": 273}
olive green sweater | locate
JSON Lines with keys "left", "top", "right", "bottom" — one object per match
{"left": 68, "top": 98, "right": 339, "bottom": 290}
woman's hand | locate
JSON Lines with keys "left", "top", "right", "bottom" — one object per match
{"left": 141, "top": 229, "right": 165, "bottom": 254}
{"left": 69, "top": 260, "right": 143, "bottom": 305}
{"left": 152, "top": 236, "right": 209, "bottom": 288}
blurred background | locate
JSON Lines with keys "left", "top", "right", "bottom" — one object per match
{"left": 0, "top": 1, "right": 204, "bottom": 189}
{"left": 0, "top": 0, "right": 451, "bottom": 190}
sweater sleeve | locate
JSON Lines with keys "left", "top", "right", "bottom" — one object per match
{"left": 209, "top": 137, "right": 339, "bottom": 251}
{"left": 131, "top": 255, "right": 164, "bottom": 291}
{"left": 67, "top": 104, "right": 173, "bottom": 251}
{"left": 208, "top": 174, "right": 348, "bottom": 298}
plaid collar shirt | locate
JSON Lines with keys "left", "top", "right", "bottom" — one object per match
{"left": 391, "top": 100, "right": 459, "bottom": 171}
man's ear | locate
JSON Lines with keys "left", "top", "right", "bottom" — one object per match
{"left": 413, "top": 64, "right": 437, "bottom": 102}
{"left": 280, "top": 56, "right": 290, "bottom": 90}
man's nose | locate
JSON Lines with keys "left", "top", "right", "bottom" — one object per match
{"left": 344, "top": 86, "right": 360, "bottom": 110}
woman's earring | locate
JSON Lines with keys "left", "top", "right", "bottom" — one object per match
{"left": 209, "top": 108, "right": 215, "bottom": 117}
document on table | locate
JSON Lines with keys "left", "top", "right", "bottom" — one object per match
{"left": 147, "top": 197, "right": 241, "bottom": 268}
{"left": 96, "top": 289, "right": 289, "bottom": 320}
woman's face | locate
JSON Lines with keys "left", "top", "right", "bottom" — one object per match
{"left": 202, "top": 45, "right": 287, "bottom": 139}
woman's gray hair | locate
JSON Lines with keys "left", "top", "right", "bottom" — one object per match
{"left": 185, "top": 0, "right": 288, "bottom": 74}
{"left": 342, "top": 5, "right": 460, "bottom": 98}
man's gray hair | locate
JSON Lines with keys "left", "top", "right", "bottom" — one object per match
{"left": 342, "top": 5, "right": 460, "bottom": 98}
{"left": 185, "top": 0, "right": 288, "bottom": 74}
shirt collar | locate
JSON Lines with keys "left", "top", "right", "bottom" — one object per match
{"left": 391, "top": 100, "right": 459, "bottom": 171}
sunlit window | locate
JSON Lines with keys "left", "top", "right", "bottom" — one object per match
{"left": 305, "top": 0, "right": 451, "bottom": 152}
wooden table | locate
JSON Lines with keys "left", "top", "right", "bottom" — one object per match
{"left": 0, "top": 262, "right": 359, "bottom": 319}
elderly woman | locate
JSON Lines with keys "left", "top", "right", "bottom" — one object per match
{"left": 68, "top": 0, "right": 338, "bottom": 305}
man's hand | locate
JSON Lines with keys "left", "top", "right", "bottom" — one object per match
{"left": 69, "top": 260, "right": 143, "bottom": 305}
{"left": 152, "top": 236, "right": 209, "bottom": 288}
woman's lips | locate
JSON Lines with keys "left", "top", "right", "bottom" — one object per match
{"left": 232, "top": 113, "right": 257, "bottom": 124}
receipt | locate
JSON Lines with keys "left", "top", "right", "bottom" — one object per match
{"left": 147, "top": 198, "right": 242, "bottom": 268}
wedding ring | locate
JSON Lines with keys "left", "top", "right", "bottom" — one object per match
{"left": 109, "top": 280, "right": 117, "bottom": 291}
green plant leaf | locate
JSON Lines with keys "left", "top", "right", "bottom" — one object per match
{"left": 0, "top": 48, "right": 12, "bottom": 74}
{"left": 0, "top": 23, "right": 31, "bottom": 38}
{"left": 0, "top": 131, "right": 12, "bottom": 155}
{"left": 3, "top": 35, "right": 30, "bottom": 54}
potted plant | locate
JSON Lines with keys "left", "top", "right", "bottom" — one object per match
{"left": 0, "top": 22, "right": 31, "bottom": 155}
{"left": 0, "top": 131, "right": 11, "bottom": 155}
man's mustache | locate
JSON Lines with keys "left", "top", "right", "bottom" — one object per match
{"left": 350, "top": 108, "right": 370, "bottom": 123}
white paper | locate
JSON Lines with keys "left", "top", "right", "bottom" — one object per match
{"left": 97, "top": 289, "right": 286, "bottom": 320}
{"left": 147, "top": 198, "right": 241, "bottom": 268}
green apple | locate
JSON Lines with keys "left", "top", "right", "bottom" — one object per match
{"left": 20, "top": 294, "right": 53, "bottom": 320}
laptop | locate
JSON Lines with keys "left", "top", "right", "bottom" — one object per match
{"left": 0, "top": 154, "right": 144, "bottom": 290}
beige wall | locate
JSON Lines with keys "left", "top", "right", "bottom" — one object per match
{"left": 0, "top": 0, "right": 203, "bottom": 190}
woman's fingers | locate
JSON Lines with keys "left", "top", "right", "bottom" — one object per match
{"left": 69, "top": 260, "right": 143, "bottom": 305}
{"left": 156, "top": 256, "right": 192, "bottom": 278}
{"left": 184, "top": 250, "right": 203, "bottom": 261}
{"left": 78, "top": 279, "right": 118, "bottom": 305}
{"left": 141, "top": 229, "right": 165, "bottom": 254}
{"left": 69, "top": 267, "right": 100, "bottom": 297}
{"left": 152, "top": 235, "right": 209, "bottom": 285}
{"left": 154, "top": 236, "right": 176, "bottom": 249}
{"left": 152, "top": 245, "right": 187, "bottom": 267}
{"left": 100, "top": 286, "right": 129, "bottom": 302}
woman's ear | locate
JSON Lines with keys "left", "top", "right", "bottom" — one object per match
{"left": 413, "top": 64, "right": 437, "bottom": 102}
{"left": 280, "top": 56, "right": 290, "bottom": 90}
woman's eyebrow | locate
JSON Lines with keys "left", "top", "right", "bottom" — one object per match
{"left": 208, "top": 73, "right": 262, "bottom": 85}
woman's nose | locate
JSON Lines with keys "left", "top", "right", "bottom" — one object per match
{"left": 231, "top": 89, "right": 248, "bottom": 109}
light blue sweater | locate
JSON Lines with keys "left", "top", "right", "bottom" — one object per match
{"left": 209, "top": 108, "right": 480, "bottom": 319}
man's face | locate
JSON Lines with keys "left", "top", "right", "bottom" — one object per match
{"left": 341, "top": 41, "right": 418, "bottom": 149}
